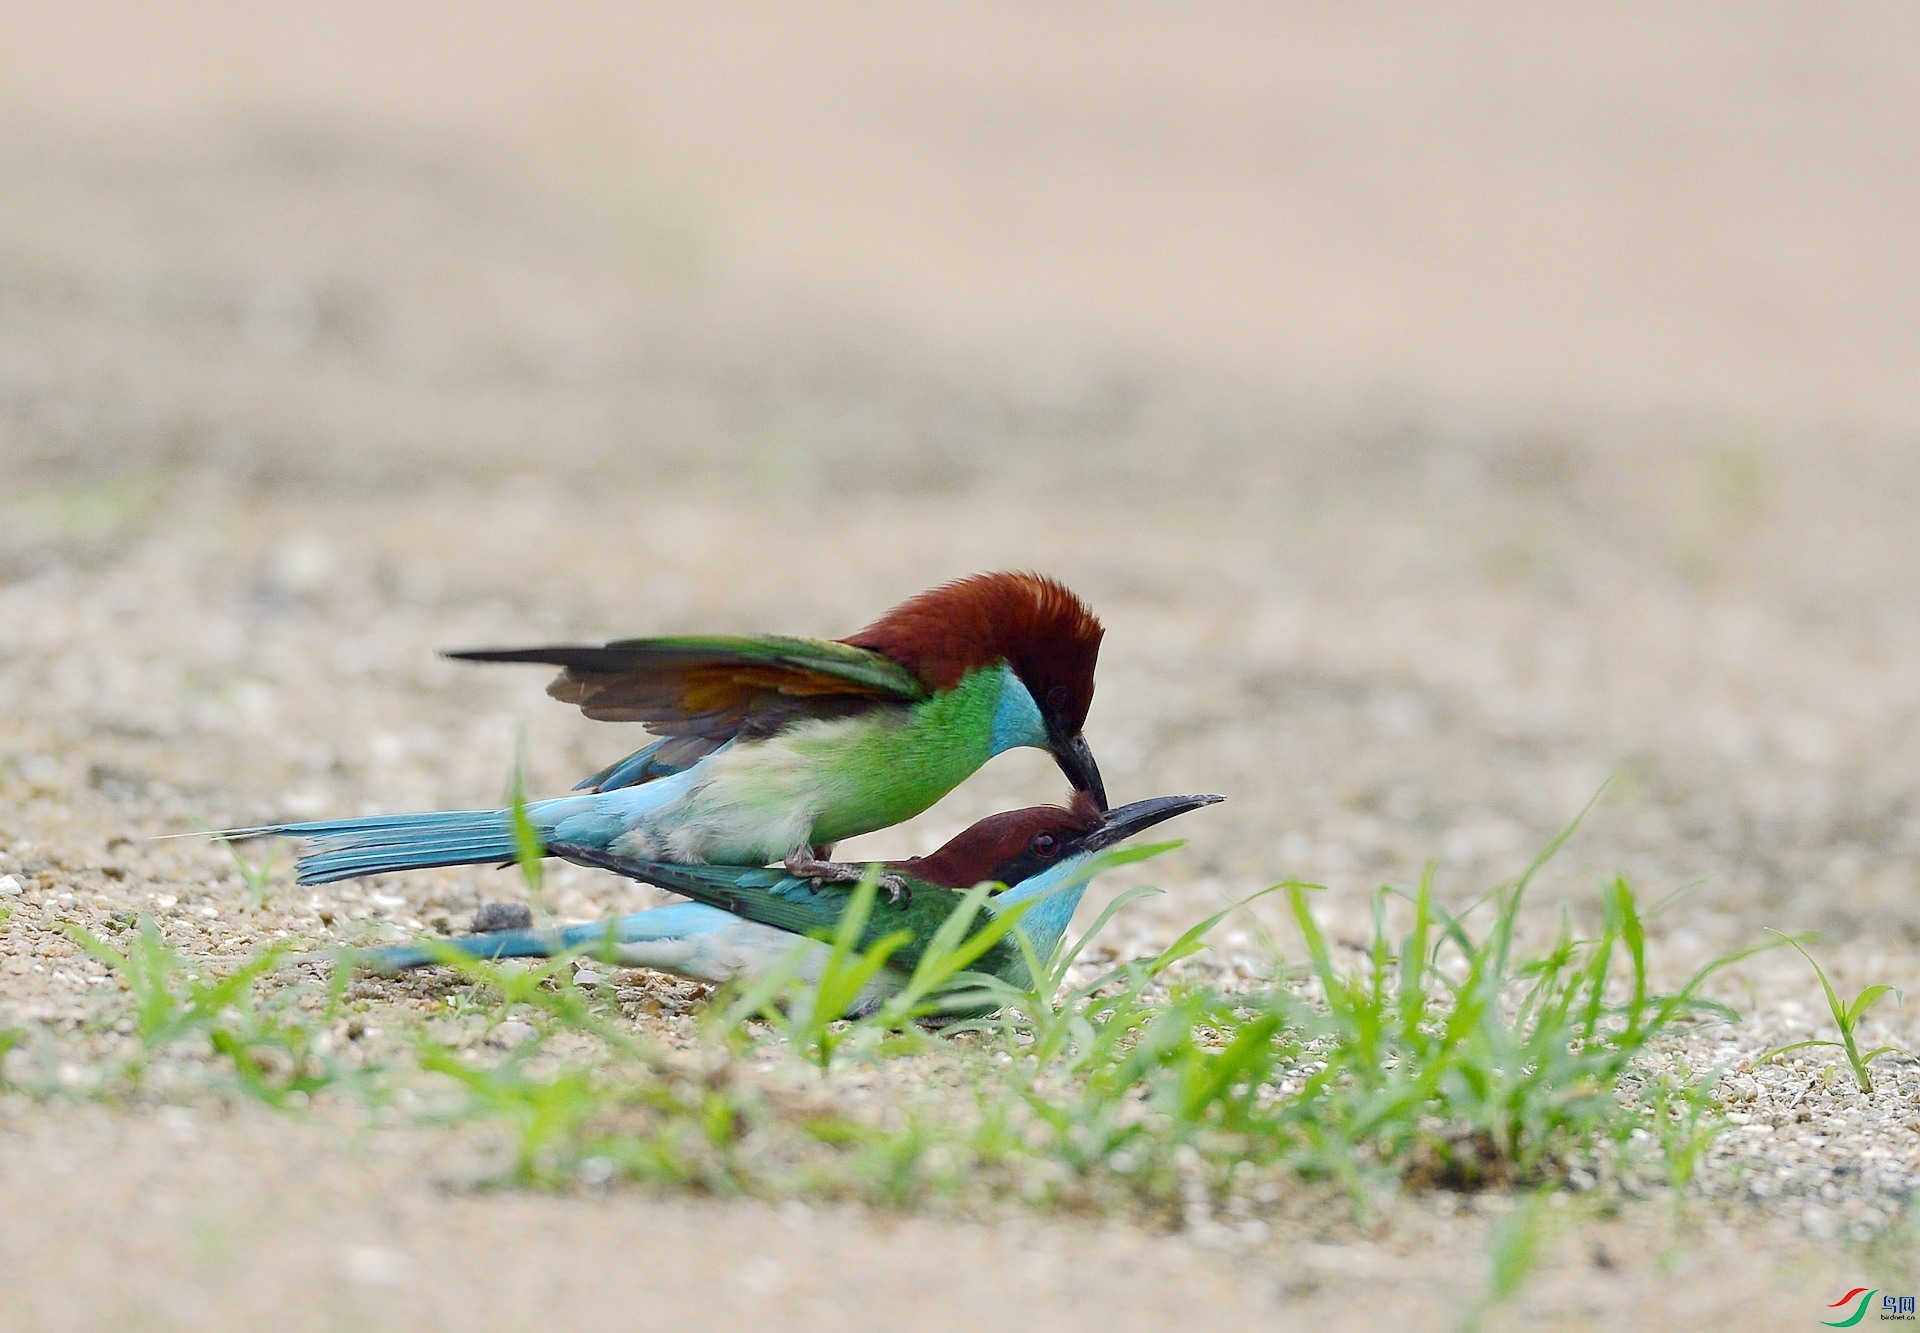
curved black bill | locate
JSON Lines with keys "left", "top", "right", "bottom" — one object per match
{"left": 1051, "top": 732, "right": 1108, "bottom": 811}
{"left": 1081, "top": 793, "right": 1225, "bottom": 855}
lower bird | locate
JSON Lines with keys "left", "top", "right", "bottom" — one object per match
{"left": 347, "top": 793, "right": 1221, "bottom": 1011}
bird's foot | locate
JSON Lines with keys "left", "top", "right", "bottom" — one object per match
{"left": 783, "top": 849, "right": 912, "bottom": 905}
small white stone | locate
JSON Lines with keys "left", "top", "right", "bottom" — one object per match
{"left": 1802, "top": 1203, "right": 1840, "bottom": 1240}
{"left": 736, "top": 1255, "right": 785, "bottom": 1294}
{"left": 0, "top": 875, "right": 20, "bottom": 897}
{"left": 340, "top": 1244, "right": 410, "bottom": 1287}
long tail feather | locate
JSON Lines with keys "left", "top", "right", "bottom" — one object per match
{"left": 350, "top": 924, "right": 568, "bottom": 971}
{"left": 234, "top": 807, "right": 558, "bottom": 885}
{"left": 293, "top": 810, "right": 517, "bottom": 884}
{"left": 348, "top": 903, "right": 738, "bottom": 972}
{"left": 231, "top": 782, "right": 675, "bottom": 886}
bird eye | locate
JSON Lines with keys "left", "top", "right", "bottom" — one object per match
{"left": 1044, "top": 685, "right": 1071, "bottom": 710}
{"left": 1031, "top": 833, "right": 1057, "bottom": 857}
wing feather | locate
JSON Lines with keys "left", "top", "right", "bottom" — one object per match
{"left": 447, "top": 634, "right": 928, "bottom": 731}
{"left": 601, "top": 861, "right": 953, "bottom": 963}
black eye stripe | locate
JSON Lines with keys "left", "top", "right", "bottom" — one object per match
{"left": 1045, "top": 685, "right": 1071, "bottom": 708}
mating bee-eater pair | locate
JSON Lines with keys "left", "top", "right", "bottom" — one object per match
{"left": 245, "top": 572, "right": 1220, "bottom": 1003}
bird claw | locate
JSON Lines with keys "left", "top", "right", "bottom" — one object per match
{"left": 784, "top": 851, "right": 912, "bottom": 906}
{"left": 876, "top": 872, "right": 912, "bottom": 907}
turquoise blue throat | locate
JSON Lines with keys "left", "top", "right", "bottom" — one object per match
{"left": 987, "top": 664, "right": 1046, "bottom": 754}
{"left": 988, "top": 851, "right": 1101, "bottom": 965}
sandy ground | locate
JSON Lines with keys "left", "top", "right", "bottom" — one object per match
{"left": 5, "top": 7, "right": 1920, "bottom": 1327}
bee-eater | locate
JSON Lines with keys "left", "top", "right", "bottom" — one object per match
{"left": 348, "top": 793, "right": 1223, "bottom": 1009}
{"left": 241, "top": 572, "right": 1108, "bottom": 889}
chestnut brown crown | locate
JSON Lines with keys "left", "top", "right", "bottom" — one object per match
{"left": 899, "top": 792, "right": 1106, "bottom": 890}
{"left": 842, "top": 571, "right": 1104, "bottom": 740}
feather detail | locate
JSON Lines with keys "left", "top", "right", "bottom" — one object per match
{"left": 576, "top": 735, "right": 724, "bottom": 792}
{"left": 445, "top": 635, "right": 924, "bottom": 730}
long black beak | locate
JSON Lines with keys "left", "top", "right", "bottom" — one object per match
{"left": 1079, "top": 793, "right": 1224, "bottom": 856}
{"left": 1050, "top": 732, "right": 1108, "bottom": 811}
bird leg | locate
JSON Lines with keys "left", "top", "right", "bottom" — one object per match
{"left": 784, "top": 846, "right": 913, "bottom": 905}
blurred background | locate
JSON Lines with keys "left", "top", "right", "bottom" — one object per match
{"left": 5, "top": 3, "right": 1920, "bottom": 945}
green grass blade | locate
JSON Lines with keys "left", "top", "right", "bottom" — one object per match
{"left": 1398, "top": 867, "right": 1435, "bottom": 1045}
{"left": 505, "top": 730, "right": 549, "bottom": 920}
{"left": 1845, "top": 984, "right": 1902, "bottom": 1030}
{"left": 1755, "top": 1038, "right": 1843, "bottom": 1063}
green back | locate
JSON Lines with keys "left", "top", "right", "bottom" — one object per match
{"left": 628, "top": 861, "right": 1019, "bottom": 979}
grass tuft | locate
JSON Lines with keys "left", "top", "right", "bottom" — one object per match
{"left": 1757, "top": 930, "right": 1912, "bottom": 1094}
{"left": 371, "top": 813, "right": 1775, "bottom": 1217}
{"left": 49, "top": 917, "right": 366, "bottom": 1103}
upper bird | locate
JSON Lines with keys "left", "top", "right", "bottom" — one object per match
{"left": 243, "top": 571, "right": 1108, "bottom": 888}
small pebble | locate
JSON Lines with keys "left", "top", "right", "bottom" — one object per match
{"left": 736, "top": 1255, "right": 785, "bottom": 1295}
{"left": 0, "top": 875, "right": 21, "bottom": 897}
{"left": 340, "top": 1244, "right": 411, "bottom": 1287}
{"left": 492, "top": 1019, "right": 536, "bottom": 1048}
{"left": 472, "top": 901, "right": 533, "bottom": 933}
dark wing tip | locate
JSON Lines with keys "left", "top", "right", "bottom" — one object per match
{"left": 444, "top": 646, "right": 577, "bottom": 664}
{"left": 439, "top": 649, "right": 549, "bottom": 664}
{"left": 443, "top": 646, "right": 648, "bottom": 674}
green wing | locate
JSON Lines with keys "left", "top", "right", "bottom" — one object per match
{"left": 611, "top": 860, "right": 1012, "bottom": 976}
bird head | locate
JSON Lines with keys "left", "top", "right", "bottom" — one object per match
{"left": 844, "top": 570, "right": 1108, "bottom": 807}
{"left": 903, "top": 790, "right": 1224, "bottom": 890}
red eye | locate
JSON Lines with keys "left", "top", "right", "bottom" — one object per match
{"left": 1045, "top": 685, "right": 1071, "bottom": 710}
{"left": 1031, "top": 833, "right": 1058, "bottom": 857}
